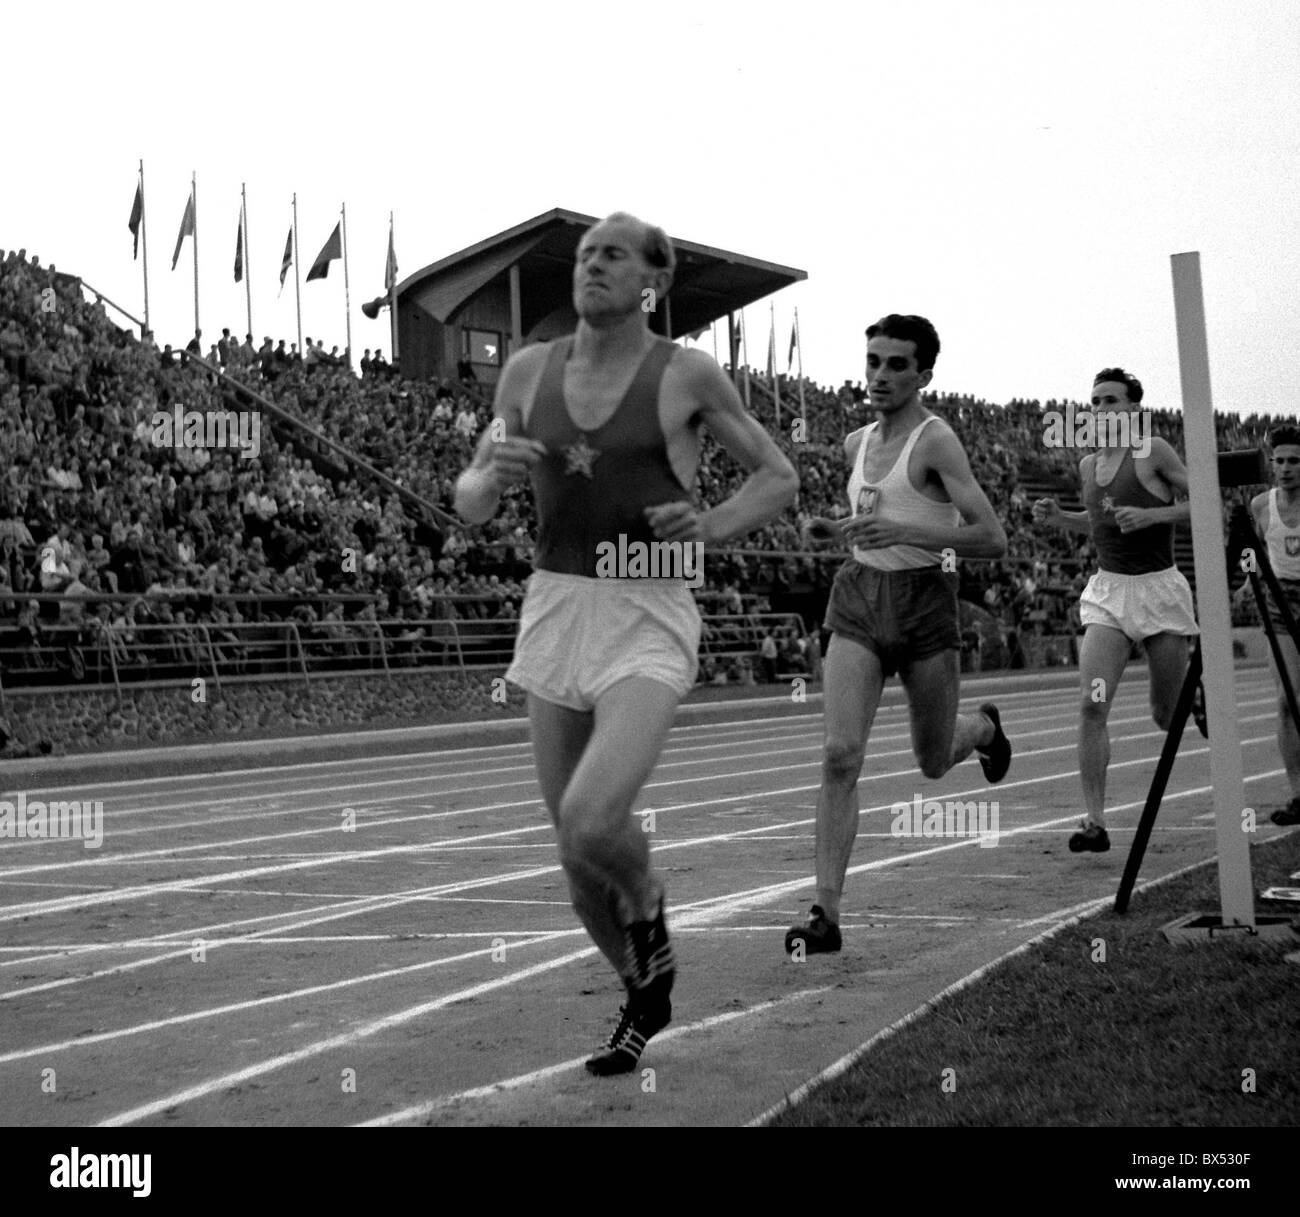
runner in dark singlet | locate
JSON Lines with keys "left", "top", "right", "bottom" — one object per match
{"left": 454, "top": 212, "right": 798, "bottom": 1074}
{"left": 1033, "top": 368, "right": 1198, "bottom": 853}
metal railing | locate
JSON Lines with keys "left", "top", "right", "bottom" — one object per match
{"left": 0, "top": 607, "right": 818, "bottom": 701}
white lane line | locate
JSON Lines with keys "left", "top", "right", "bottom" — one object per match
{"left": 0, "top": 719, "right": 1279, "bottom": 963}
{"left": 1, "top": 685, "right": 1263, "bottom": 872}
{"left": 0, "top": 929, "right": 589, "bottom": 1068}
{"left": 2, "top": 674, "right": 1097, "bottom": 798}
{"left": 743, "top": 853, "right": 1225, "bottom": 1127}
{"left": 95, "top": 944, "right": 607, "bottom": 1127}
{"left": 6, "top": 683, "right": 1255, "bottom": 835}
{"left": 0, "top": 861, "right": 567, "bottom": 998}
{"left": 85, "top": 768, "right": 1283, "bottom": 1126}
{"left": 1, "top": 715, "right": 851, "bottom": 821}
{"left": 0, "top": 702, "right": 1268, "bottom": 894}
{"left": 0, "top": 823, "right": 556, "bottom": 921}
{"left": 357, "top": 986, "right": 837, "bottom": 1126}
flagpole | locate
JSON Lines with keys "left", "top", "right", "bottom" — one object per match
{"left": 795, "top": 306, "right": 806, "bottom": 418}
{"left": 292, "top": 193, "right": 303, "bottom": 355}
{"left": 191, "top": 172, "right": 200, "bottom": 339}
{"left": 389, "top": 210, "right": 399, "bottom": 367}
{"left": 139, "top": 160, "right": 151, "bottom": 337}
{"left": 340, "top": 203, "right": 353, "bottom": 369}
{"left": 770, "top": 300, "right": 781, "bottom": 428}
{"left": 242, "top": 183, "right": 253, "bottom": 341}
{"left": 741, "top": 309, "right": 750, "bottom": 411}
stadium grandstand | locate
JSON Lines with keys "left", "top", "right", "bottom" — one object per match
{"left": 0, "top": 239, "right": 1277, "bottom": 752}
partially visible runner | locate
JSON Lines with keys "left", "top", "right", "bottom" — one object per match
{"left": 454, "top": 212, "right": 798, "bottom": 1074}
{"left": 1251, "top": 424, "right": 1300, "bottom": 825}
{"left": 1032, "top": 367, "right": 1201, "bottom": 854}
{"left": 785, "top": 314, "right": 1011, "bottom": 956}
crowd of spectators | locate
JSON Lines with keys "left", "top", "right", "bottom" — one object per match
{"left": 0, "top": 246, "right": 1284, "bottom": 688}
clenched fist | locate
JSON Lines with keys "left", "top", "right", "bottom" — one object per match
{"left": 485, "top": 437, "right": 547, "bottom": 491}
{"left": 1032, "top": 497, "right": 1060, "bottom": 525}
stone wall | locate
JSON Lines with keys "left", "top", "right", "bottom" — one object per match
{"left": 0, "top": 671, "right": 528, "bottom": 759}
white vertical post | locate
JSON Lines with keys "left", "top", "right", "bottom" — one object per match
{"left": 1170, "top": 251, "right": 1254, "bottom": 928}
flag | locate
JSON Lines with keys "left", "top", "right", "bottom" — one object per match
{"left": 384, "top": 222, "right": 397, "bottom": 291}
{"left": 307, "top": 223, "right": 341, "bottom": 282}
{"left": 279, "top": 226, "right": 293, "bottom": 291}
{"left": 234, "top": 209, "right": 244, "bottom": 283}
{"left": 788, "top": 320, "right": 798, "bottom": 371}
{"left": 171, "top": 194, "right": 194, "bottom": 271}
{"left": 128, "top": 184, "right": 144, "bottom": 260}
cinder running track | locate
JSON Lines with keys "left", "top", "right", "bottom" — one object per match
{"left": 0, "top": 666, "right": 1289, "bottom": 1126}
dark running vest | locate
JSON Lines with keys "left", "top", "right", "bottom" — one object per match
{"left": 1083, "top": 447, "right": 1175, "bottom": 575}
{"left": 524, "top": 335, "right": 691, "bottom": 577}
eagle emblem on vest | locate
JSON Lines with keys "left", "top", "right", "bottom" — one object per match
{"left": 1286, "top": 535, "right": 1300, "bottom": 557}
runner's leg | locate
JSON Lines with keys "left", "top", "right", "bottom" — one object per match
{"left": 899, "top": 648, "right": 993, "bottom": 779}
{"left": 1077, "top": 623, "right": 1132, "bottom": 826}
{"left": 814, "top": 633, "right": 886, "bottom": 923}
{"left": 525, "top": 693, "right": 625, "bottom": 964}
{"left": 553, "top": 677, "right": 681, "bottom": 976}
{"left": 1142, "top": 631, "right": 1190, "bottom": 731}
{"left": 1269, "top": 631, "right": 1300, "bottom": 799}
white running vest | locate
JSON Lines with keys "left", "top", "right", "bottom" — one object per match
{"left": 847, "top": 415, "right": 961, "bottom": 570}
{"left": 1265, "top": 488, "right": 1300, "bottom": 580}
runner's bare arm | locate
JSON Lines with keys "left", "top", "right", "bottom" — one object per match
{"left": 654, "top": 350, "right": 798, "bottom": 545}
{"left": 913, "top": 426, "right": 1007, "bottom": 556}
{"left": 1250, "top": 489, "right": 1270, "bottom": 536}
{"left": 453, "top": 350, "right": 546, "bottom": 525}
{"left": 1032, "top": 454, "right": 1093, "bottom": 534}
{"left": 1123, "top": 437, "right": 1191, "bottom": 526}
{"left": 796, "top": 426, "right": 867, "bottom": 548}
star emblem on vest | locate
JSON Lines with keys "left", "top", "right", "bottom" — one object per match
{"left": 564, "top": 435, "right": 599, "bottom": 478}
{"left": 1101, "top": 494, "right": 1115, "bottom": 514}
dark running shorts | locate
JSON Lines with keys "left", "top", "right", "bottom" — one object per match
{"left": 823, "top": 560, "right": 960, "bottom": 677}
{"left": 1267, "top": 577, "right": 1300, "bottom": 635}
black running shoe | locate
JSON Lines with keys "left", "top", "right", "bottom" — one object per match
{"left": 1068, "top": 823, "right": 1111, "bottom": 853}
{"left": 584, "top": 993, "right": 672, "bottom": 1077}
{"left": 976, "top": 703, "right": 1012, "bottom": 783}
{"left": 625, "top": 895, "right": 676, "bottom": 1001}
{"left": 784, "top": 904, "right": 842, "bottom": 955}
{"left": 1271, "top": 797, "right": 1300, "bottom": 826}
{"left": 1191, "top": 682, "right": 1208, "bottom": 739}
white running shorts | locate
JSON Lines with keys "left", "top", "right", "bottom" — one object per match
{"left": 505, "top": 569, "right": 701, "bottom": 712}
{"left": 1078, "top": 566, "right": 1199, "bottom": 642}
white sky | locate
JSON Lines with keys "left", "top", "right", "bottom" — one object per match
{"left": 5, "top": 0, "right": 1298, "bottom": 415}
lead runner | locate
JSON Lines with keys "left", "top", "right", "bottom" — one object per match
{"left": 454, "top": 212, "right": 798, "bottom": 1074}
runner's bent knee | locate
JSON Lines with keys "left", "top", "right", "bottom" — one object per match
{"left": 823, "top": 738, "right": 865, "bottom": 784}
{"left": 1080, "top": 692, "right": 1111, "bottom": 724}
